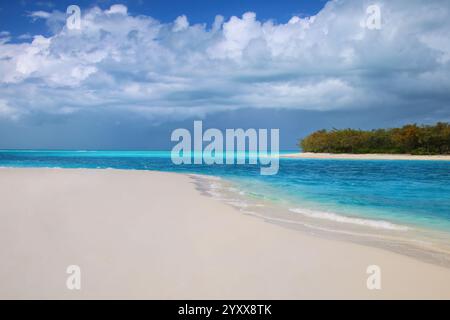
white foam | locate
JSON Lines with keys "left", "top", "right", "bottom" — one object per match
{"left": 189, "top": 173, "right": 222, "bottom": 181}
{"left": 289, "top": 208, "right": 409, "bottom": 231}
{"left": 227, "top": 200, "right": 249, "bottom": 208}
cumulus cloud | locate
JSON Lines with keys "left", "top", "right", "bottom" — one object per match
{"left": 105, "top": 4, "right": 128, "bottom": 16}
{"left": 173, "top": 15, "right": 189, "bottom": 32}
{"left": 0, "top": 0, "right": 449, "bottom": 122}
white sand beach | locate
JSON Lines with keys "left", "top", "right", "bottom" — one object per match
{"left": 282, "top": 152, "right": 450, "bottom": 161}
{"left": 0, "top": 168, "right": 450, "bottom": 299}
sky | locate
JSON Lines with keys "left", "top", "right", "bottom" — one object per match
{"left": 0, "top": 0, "right": 449, "bottom": 150}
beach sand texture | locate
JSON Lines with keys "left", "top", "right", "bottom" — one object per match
{"left": 0, "top": 168, "right": 449, "bottom": 299}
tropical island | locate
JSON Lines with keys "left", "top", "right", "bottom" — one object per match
{"left": 283, "top": 122, "right": 450, "bottom": 161}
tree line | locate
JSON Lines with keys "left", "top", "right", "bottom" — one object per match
{"left": 299, "top": 122, "right": 450, "bottom": 155}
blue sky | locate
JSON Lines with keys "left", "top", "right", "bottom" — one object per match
{"left": 0, "top": 0, "right": 449, "bottom": 150}
{"left": 0, "top": 0, "right": 327, "bottom": 40}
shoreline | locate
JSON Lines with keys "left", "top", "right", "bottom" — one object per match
{"left": 1, "top": 167, "right": 450, "bottom": 299}
{"left": 192, "top": 174, "right": 450, "bottom": 269}
{"left": 281, "top": 152, "right": 450, "bottom": 161}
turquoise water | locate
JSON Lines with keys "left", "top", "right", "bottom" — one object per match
{"left": 1, "top": 150, "right": 450, "bottom": 233}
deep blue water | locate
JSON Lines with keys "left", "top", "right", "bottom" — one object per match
{"left": 1, "top": 150, "right": 450, "bottom": 232}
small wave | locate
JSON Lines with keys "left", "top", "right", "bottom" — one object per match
{"left": 189, "top": 173, "right": 222, "bottom": 181}
{"left": 289, "top": 208, "right": 409, "bottom": 231}
{"left": 205, "top": 189, "right": 222, "bottom": 197}
{"left": 226, "top": 200, "right": 249, "bottom": 208}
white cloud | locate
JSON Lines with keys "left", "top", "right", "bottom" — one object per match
{"left": 28, "top": 10, "right": 52, "bottom": 19}
{"left": 173, "top": 15, "right": 189, "bottom": 32}
{"left": 105, "top": 4, "right": 127, "bottom": 16}
{"left": 0, "top": 0, "right": 449, "bottom": 121}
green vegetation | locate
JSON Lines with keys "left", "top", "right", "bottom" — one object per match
{"left": 299, "top": 122, "right": 450, "bottom": 155}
